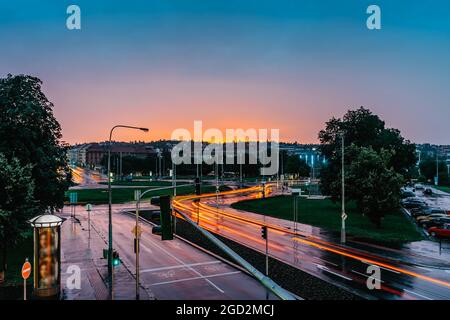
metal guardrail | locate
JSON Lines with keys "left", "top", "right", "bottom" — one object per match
{"left": 173, "top": 207, "right": 297, "bottom": 300}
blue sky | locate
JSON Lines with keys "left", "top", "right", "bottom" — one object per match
{"left": 1, "top": 1, "right": 449, "bottom": 144}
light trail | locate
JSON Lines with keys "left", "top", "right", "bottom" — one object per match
{"left": 173, "top": 184, "right": 450, "bottom": 291}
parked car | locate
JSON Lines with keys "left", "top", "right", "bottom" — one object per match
{"left": 422, "top": 217, "right": 450, "bottom": 229}
{"left": 417, "top": 213, "right": 448, "bottom": 224}
{"left": 401, "top": 190, "right": 416, "bottom": 199}
{"left": 423, "top": 188, "right": 433, "bottom": 196}
{"left": 415, "top": 184, "right": 425, "bottom": 190}
{"left": 428, "top": 224, "right": 450, "bottom": 238}
{"left": 416, "top": 208, "right": 447, "bottom": 218}
{"left": 410, "top": 205, "right": 430, "bottom": 217}
{"left": 401, "top": 198, "right": 427, "bottom": 209}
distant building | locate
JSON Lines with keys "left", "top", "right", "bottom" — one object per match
{"left": 68, "top": 142, "right": 156, "bottom": 168}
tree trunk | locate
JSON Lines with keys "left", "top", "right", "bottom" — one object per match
{"left": 0, "top": 245, "right": 6, "bottom": 283}
{"left": 0, "top": 245, "right": 7, "bottom": 272}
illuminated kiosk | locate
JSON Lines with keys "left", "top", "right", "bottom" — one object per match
{"left": 29, "top": 214, "right": 65, "bottom": 299}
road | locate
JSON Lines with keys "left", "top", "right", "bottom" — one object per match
{"left": 173, "top": 186, "right": 450, "bottom": 300}
{"left": 71, "top": 166, "right": 106, "bottom": 188}
{"left": 61, "top": 203, "right": 278, "bottom": 300}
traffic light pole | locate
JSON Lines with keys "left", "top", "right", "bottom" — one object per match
{"left": 134, "top": 190, "right": 142, "bottom": 300}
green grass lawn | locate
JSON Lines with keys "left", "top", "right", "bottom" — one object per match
{"left": 66, "top": 184, "right": 221, "bottom": 204}
{"left": 435, "top": 185, "right": 450, "bottom": 194}
{"left": 231, "top": 195, "right": 423, "bottom": 244}
{"left": 99, "top": 180, "right": 173, "bottom": 187}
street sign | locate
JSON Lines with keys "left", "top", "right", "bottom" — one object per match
{"left": 134, "top": 189, "right": 141, "bottom": 201}
{"left": 85, "top": 203, "right": 92, "bottom": 211}
{"left": 69, "top": 192, "right": 78, "bottom": 204}
{"left": 291, "top": 188, "right": 302, "bottom": 196}
{"left": 21, "top": 260, "right": 31, "bottom": 280}
{"left": 22, "top": 258, "right": 31, "bottom": 301}
{"left": 341, "top": 213, "right": 348, "bottom": 220}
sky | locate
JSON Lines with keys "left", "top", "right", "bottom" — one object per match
{"left": 1, "top": 1, "right": 449, "bottom": 144}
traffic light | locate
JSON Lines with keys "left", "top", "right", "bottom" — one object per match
{"left": 195, "top": 177, "right": 201, "bottom": 195}
{"left": 150, "top": 196, "right": 161, "bottom": 207}
{"left": 112, "top": 250, "right": 120, "bottom": 267}
{"left": 160, "top": 195, "right": 173, "bottom": 240}
{"left": 261, "top": 226, "right": 267, "bottom": 240}
{"left": 151, "top": 195, "right": 173, "bottom": 240}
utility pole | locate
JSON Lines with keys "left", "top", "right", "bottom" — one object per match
{"left": 340, "top": 133, "right": 346, "bottom": 244}
{"left": 436, "top": 151, "right": 439, "bottom": 186}
{"left": 215, "top": 161, "right": 219, "bottom": 207}
{"left": 119, "top": 152, "right": 122, "bottom": 180}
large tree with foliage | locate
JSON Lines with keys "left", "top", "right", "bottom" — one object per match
{"left": 0, "top": 155, "right": 35, "bottom": 277}
{"left": 345, "top": 146, "right": 404, "bottom": 227}
{"left": 318, "top": 107, "right": 416, "bottom": 226}
{"left": 0, "top": 74, "right": 70, "bottom": 280}
{"left": 0, "top": 74, "right": 70, "bottom": 211}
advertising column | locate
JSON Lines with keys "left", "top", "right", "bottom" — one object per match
{"left": 29, "top": 214, "right": 64, "bottom": 299}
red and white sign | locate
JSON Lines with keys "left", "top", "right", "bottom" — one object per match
{"left": 22, "top": 261, "right": 31, "bottom": 280}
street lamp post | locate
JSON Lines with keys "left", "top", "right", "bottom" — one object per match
{"left": 340, "top": 133, "right": 346, "bottom": 244}
{"left": 436, "top": 152, "right": 439, "bottom": 186}
{"left": 108, "top": 125, "right": 148, "bottom": 300}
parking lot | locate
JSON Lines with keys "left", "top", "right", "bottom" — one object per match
{"left": 401, "top": 184, "right": 450, "bottom": 240}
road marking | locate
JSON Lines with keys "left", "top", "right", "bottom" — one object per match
{"left": 403, "top": 289, "right": 433, "bottom": 300}
{"left": 314, "top": 257, "right": 339, "bottom": 267}
{"left": 149, "top": 271, "right": 241, "bottom": 286}
{"left": 140, "top": 231, "right": 225, "bottom": 293}
{"left": 360, "top": 260, "right": 401, "bottom": 274}
{"left": 141, "top": 261, "right": 221, "bottom": 274}
{"left": 316, "top": 264, "right": 352, "bottom": 281}
{"left": 140, "top": 243, "right": 153, "bottom": 254}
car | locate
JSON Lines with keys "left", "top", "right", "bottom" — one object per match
{"left": 428, "top": 224, "right": 450, "bottom": 238}
{"left": 401, "top": 198, "right": 427, "bottom": 209}
{"left": 423, "top": 188, "right": 433, "bottom": 196}
{"left": 417, "top": 213, "right": 448, "bottom": 224}
{"left": 410, "top": 205, "right": 429, "bottom": 216}
{"left": 401, "top": 190, "right": 416, "bottom": 199}
{"left": 401, "top": 197, "right": 421, "bottom": 204}
{"left": 422, "top": 217, "right": 450, "bottom": 229}
{"left": 416, "top": 208, "right": 447, "bottom": 218}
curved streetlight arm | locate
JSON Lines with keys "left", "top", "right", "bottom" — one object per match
{"left": 107, "top": 124, "right": 149, "bottom": 300}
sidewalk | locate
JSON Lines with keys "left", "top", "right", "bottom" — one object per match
{"left": 60, "top": 209, "right": 152, "bottom": 300}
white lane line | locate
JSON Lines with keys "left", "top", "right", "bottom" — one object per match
{"left": 140, "top": 243, "right": 153, "bottom": 254}
{"left": 359, "top": 260, "right": 401, "bottom": 274}
{"left": 404, "top": 289, "right": 433, "bottom": 300}
{"left": 316, "top": 264, "right": 352, "bottom": 281}
{"left": 141, "top": 261, "right": 221, "bottom": 274}
{"left": 314, "top": 257, "right": 339, "bottom": 267}
{"left": 140, "top": 232, "right": 225, "bottom": 293}
{"left": 149, "top": 271, "right": 241, "bottom": 287}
